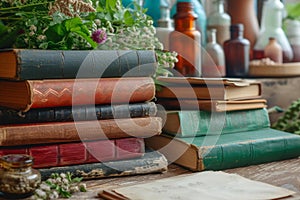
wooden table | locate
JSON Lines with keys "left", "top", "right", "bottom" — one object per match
{"left": 67, "top": 157, "right": 300, "bottom": 199}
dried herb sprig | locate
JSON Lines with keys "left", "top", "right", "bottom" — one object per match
{"left": 31, "top": 172, "right": 87, "bottom": 200}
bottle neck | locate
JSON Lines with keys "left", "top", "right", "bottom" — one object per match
{"left": 261, "top": 0, "right": 283, "bottom": 29}
{"left": 174, "top": 19, "right": 196, "bottom": 31}
{"left": 207, "top": 29, "right": 217, "bottom": 44}
{"left": 174, "top": 2, "right": 197, "bottom": 31}
{"left": 214, "top": 0, "right": 225, "bottom": 14}
{"left": 230, "top": 30, "right": 243, "bottom": 39}
{"left": 158, "top": 6, "right": 173, "bottom": 28}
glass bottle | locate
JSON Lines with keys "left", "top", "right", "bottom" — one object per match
{"left": 285, "top": 19, "right": 300, "bottom": 62}
{"left": 264, "top": 37, "right": 282, "bottom": 63}
{"left": 203, "top": 29, "right": 225, "bottom": 77}
{"left": 169, "top": 1, "right": 201, "bottom": 77}
{"left": 0, "top": 154, "right": 41, "bottom": 198}
{"left": 207, "top": 0, "right": 231, "bottom": 47}
{"left": 155, "top": 3, "right": 174, "bottom": 50}
{"left": 253, "top": 0, "right": 293, "bottom": 62}
{"left": 227, "top": 0, "right": 259, "bottom": 60}
{"left": 224, "top": 24, "right": 250, "bottom": 77}
{"left": 171, "top": 0, "right": 207, "bottom": 46}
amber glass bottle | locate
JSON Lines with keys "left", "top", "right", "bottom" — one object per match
{"left": 169, "top": 1, "right": 201, "bottom": 77}
{"left": 224, "top": 24, "right": 250, "bottom": 77}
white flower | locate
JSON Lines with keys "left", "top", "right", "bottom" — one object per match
{"left": 35, "top": 189, "right": 47, "bottom": 198}
{"left": 29, "top": 25, "right": 37, "bottom": 32}
{"left": 37, "top": 35, "right": 46, "bottom": 41}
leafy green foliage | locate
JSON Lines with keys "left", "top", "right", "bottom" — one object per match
{"left": 285, "top": 3, "right": 300, "bottom": 21}
{"left": 0, "top": 0, "right": 177, "bottom": 78}
{"left": 272, "top": 98, "right": 300, "bottom": 134}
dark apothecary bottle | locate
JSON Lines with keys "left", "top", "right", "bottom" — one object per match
{"left": 0, "top": 154, "right": 41, "bottom": 198}
{"left": 224, "top": 24, "right": 250, "bottom": 77}
{"left": 169, "top": 1, "right": 201, "bottom": 77}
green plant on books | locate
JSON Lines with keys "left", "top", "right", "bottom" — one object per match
{"left": 272, "top": 98, "right": 300, "bottom": 134}
{"left": 32, "top": 172, "right": 87, "bottom": 199}
{"left": 0, "top": 0, "right": 177, "bottom": 77}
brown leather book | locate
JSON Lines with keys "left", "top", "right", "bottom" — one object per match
{"left": 0, "top": 137, "right": 145, "bottom": 168}
{"left": 155, "top": 77, "right": 262, "bottom": 100}
{"left": 0, "top": 117, "right": 162, "bottom": 146}
{"left": 156, "top": 98, "right": 267, "bottom": 112}
{"left": 0, "top": 77, "right": 155, "bottom": 112}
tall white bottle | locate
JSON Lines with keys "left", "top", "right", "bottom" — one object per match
{"left": 155, "top": 2, "right": 174, "bottom": 50}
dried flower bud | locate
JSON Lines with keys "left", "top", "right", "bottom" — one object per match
{"left": 91, "top": 29, "right": 107, "bottom": 44}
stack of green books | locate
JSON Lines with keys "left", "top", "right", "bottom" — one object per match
{"left": 147, "top": 77, "right": 300, "bottom": 171}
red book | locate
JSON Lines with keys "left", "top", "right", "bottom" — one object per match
{"left": 0, "top": 138, "right": 145, "bottom": 168}
{"left": 0, "top": 77, "right": 155, "bottom": 112}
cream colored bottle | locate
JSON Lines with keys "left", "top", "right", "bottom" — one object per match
{"left": 264, "top": 37, "right": 282, "bottom": 63}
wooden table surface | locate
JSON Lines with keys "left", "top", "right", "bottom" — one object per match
{"left": 65, "top": 157, "right": 300, "bottom": 200}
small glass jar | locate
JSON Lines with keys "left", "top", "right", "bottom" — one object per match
{"left": 0, "top": 154, "right": 41, "bottom": 198}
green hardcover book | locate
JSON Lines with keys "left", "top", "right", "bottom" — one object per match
{"left": 0, "top": 49, "right": 157, "bottom": 80}
{"left": 39, "top": 150, "right": 168, "bottom": 180}
{"left": 145, "top": 128, "right": 300, "bottom": 171}
{"left": 162, "top": 108, "right": 270, "bottom": 137}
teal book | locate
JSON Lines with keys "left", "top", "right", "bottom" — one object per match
{"left": 145, "top": 128, "right": 300, "bottom": 171}
{"left": 0, "top": 49, "right": 157, "bottom": 80}
{"left": 162, "top": 108, "right": 270, "bottom": 137}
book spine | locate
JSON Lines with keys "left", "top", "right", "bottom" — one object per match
{"left": 171, "top": 108, "right": 270, "bottom": 137}
{"left": 39, "top": 150, "right": 168, "bottom": 180}
{"left": 28, "top": 77, "right": 155, "bottom": 110}
{"left": 201, "top": 129, "right": 300, "bottom": 171}
{"left": 0, "top": 138, "right": 145, "bottom": 168}
{"left": 16, "top": 49, "right": 157, "bottom": 80}
{"left": 0, "top": 117, "right": 162, "bottom": 146}
{"left": 0, "top": 102, "right": 157, "bottom": 124}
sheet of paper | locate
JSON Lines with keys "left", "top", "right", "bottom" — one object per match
{"left": 113, "top": 171, "right": 295, "bottom": 200}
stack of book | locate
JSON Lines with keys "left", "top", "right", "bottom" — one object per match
{"left": 146, "top": 77, "right": 300, "bottom": 171}
{"left": 0, "top": 49, "right": 168, "bottom": 179}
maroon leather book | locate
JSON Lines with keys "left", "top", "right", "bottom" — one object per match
{"left": 0, "top": 138, "right": 145, "bottom": 168}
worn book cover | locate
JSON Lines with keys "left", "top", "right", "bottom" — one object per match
{"left": 162, "top": 108, "right": 270, "bottom": 137}
{"left": 0, "top": 117, "right": 162, "bottom": 146}
{"left": 145, "top": 128, "right": 300, "bottom": 171}
{"left": 156, "top": 98, "right": 267, "bottom": 112}
{"left": 155, "top": 77, "right": 262, "bottom": 100}
{"left": 0, "top": 102, "right": 157, "bottom": 124}
{"left": 0, "top": 77, "right": 155, "bottom": 112}
{"left": 0, "top": 137, "right": 145, "bottom": 168}
{"left": 39, "top": 149, "right": 168, "bottom": 180}
{"left": 0, "top": 49, "right": 157, "bottom": 80}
